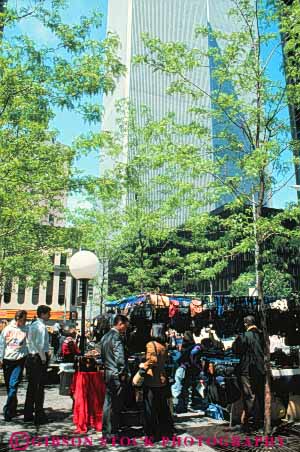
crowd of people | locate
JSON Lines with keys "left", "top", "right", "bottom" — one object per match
{"left": 0, "top": 307, "right": 265, "bottom": 438}
{"left": 99, "top": 314, "right": 265, "bottom": 441}
{"left": 99, "top": 315, "right": 175, "bottom": 442}
{"left": 0, "top": 306, "right": 82, "bottom": 424}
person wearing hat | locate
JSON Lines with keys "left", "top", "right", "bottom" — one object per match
{"left": 139, "top": 323, "right": 174, "bottom": 442}
{"left": 232, "top": 315, "right": 265, "bottom": 431}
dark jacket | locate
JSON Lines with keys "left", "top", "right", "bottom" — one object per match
{"left": 99, "top": 328, "right": 127, "bottom": 381}
{"left": 232, "top": 326, "right": 265, "bottom": 377}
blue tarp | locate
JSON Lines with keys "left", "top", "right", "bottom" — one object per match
{"left": 105, "top": 300, "right": 119, "bottom": 307}
{"left": 105, "top": 294, "right": 192, "bottom": 309}
{"left": 104, "top": 295, "right": 147, "bottom": 308}
{"left": 105, "top": 294, "right": 284, "bottom": 311}
{"left": 170, "top": 297, "right": 192, "bottom": 303}
{"left": 118, "top": 295, "right": 147, "bottom": 308}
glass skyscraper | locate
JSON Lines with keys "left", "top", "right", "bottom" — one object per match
{"left": 101, "top": 0, "right": 247, "bottom": 225}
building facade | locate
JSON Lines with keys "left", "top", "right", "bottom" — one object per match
{"left": 101, "top": 0, "right": 248, "bottom": 224}
{"left": 282, "top": 0, "right": 300, "bottom": 200}
{"left": 0, "top": 252, "right": 79, "bottom": 322}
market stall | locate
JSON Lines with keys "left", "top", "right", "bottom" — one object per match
{"left": 69, "top": 355, "right": 105, "bottom": 433}
{"left": 115, "top": 294, "right": 300, "bottom": 414}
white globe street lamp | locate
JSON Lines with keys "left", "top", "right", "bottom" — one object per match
{"left": 69, "top": 250, "right": 100, "bottom": 353}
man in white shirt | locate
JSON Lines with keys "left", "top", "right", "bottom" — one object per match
{"left": 24, "top": 305, "right": 51, "bottom": 425}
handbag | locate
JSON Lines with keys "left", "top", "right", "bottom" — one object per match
{"left": 132, "top": 369, "right": 145, "bottom": 387}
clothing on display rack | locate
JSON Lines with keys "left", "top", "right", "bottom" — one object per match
{"left": 169, "top": 299, "right": 180, "bottom": 318}
{"left": 149, "top": 294, "right": 170, "bottom": 308}
{"left": 154, "top": 308, "right": 170, "bottom": 324}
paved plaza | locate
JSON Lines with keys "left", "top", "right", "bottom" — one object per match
{"left": 0, "top": 381, "right": 220, "bottom": 452}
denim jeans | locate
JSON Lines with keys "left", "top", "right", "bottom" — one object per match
{"left": 3, "top": 357, "right": 26, "bottom": 419}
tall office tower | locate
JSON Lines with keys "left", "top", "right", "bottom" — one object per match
{"left": 282, "top": 0, "right": 300, "bottom": 200}
{"left": 101, "top": 0, "right": 246, "bottom": 225}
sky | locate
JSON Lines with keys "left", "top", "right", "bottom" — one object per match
{"left": 261, "top": 22, "right": 297, "bottom": 207}
{"left": 7, "top": 0, "right": 108, "bottom": 167}
{"left": 6, "top": 0, "right": 298, "bottom": 209}
{"left": 7, "top": 0, "right": 108, "bottom": 210}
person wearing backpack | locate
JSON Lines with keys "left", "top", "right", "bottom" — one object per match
{"left": 232, "top": 315, "right": 265, "bottom": 432}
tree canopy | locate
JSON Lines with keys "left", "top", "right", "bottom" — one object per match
{"left": 0, "top": 0, "right": 125, "bottom": 288}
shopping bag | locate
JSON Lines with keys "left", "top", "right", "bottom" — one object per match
{"left": 132, "top": 369, "right": 144, "bottom": 387}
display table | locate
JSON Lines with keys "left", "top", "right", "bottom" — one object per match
{"left": 70, "top": 371, "right": 106, "bottom": 433}
{"left": 272, "top": 368, "right": 300, "bottom": 377}
{"left": 271, "top": 368, "right": 300, "bottom": 404}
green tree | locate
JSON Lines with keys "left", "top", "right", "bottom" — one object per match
{"left": 69, "top": 180, "right": 124, "bottom": 313}
{"left": 75, "top": 100, "right": 188, "bottom": 296}
{"left": 134, "top": 0, "right": 300, "bottom": 433}
{"left": 280, "top": 0, "right": 300, "bottom": 197}
{"left": 230, "top": 266, "right": 293, "bottom": 298}
{"left": 0, "top": 0, "right": 125, "bottom": 289}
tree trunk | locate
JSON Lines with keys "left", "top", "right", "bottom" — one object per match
{"left": 0, "top": 0, "right": 6, "bottom": 36}
{"left": 138, "top": 229, "right": 145, "bottom": 293}
{"left": 209, "top": 280, "right": 213, "bottom": 302}
{"left": 99, "top": 260, "right": 106, "bottom": 316}
{"left": 256, "top": 238, "right": 272, "bottom": 435}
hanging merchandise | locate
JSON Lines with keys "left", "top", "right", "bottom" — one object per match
{"left": 269, "top": 335, "right": 288, "bottom": 353}
{"left": 270, "top": 299, "right": 289, "bottom": 312}
{"left": 155, "top": 308, "right": 170, "bottom": 324}
{"left": 169, "top": 299, "right": 180, "bottom": 318}
{"left": 215, "top": 295, "right": 224, "bottom": 317}
{"left": 149, "top": 293, "right": 170, "bottom": 308}
{"left": 130, "top": 303, "right": 153, "bottom": 322}
{"left": 171, "top": 313, "right": 190, "bottom": 333}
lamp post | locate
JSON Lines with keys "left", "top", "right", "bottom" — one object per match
{"left": 69, "top": 250, "right": 99, "bottom": 354}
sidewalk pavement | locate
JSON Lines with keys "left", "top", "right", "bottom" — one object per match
{"left": 0, "top": 382, "right": 222, "bottom": 452}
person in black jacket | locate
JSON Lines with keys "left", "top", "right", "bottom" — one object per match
{"left": 232, "top": 315, "right": 265, "bottom": 431}
{"left": 99, "top": 315, "right": 129, "bottom": 440}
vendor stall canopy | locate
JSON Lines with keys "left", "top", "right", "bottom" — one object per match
{"left": 105, "top": 293, "right": 193, "bottom": 309}
{"left": 104, "top": 293, "right": 294, "bottom": 310}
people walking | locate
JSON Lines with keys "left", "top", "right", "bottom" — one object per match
{"left": 140, "top": 323, "right": 174, "bottom": 442}
{"left": 232, "top": 315, "right": 265, "bottom": 431}
{"left": 24, "top": 305, "right": 51, "bottom": 425}
{"left": 0, "top": 310, "right": 28, "bottom": 421}
{"left": 99, "top": 314, "right": 129, "bottom": 441}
